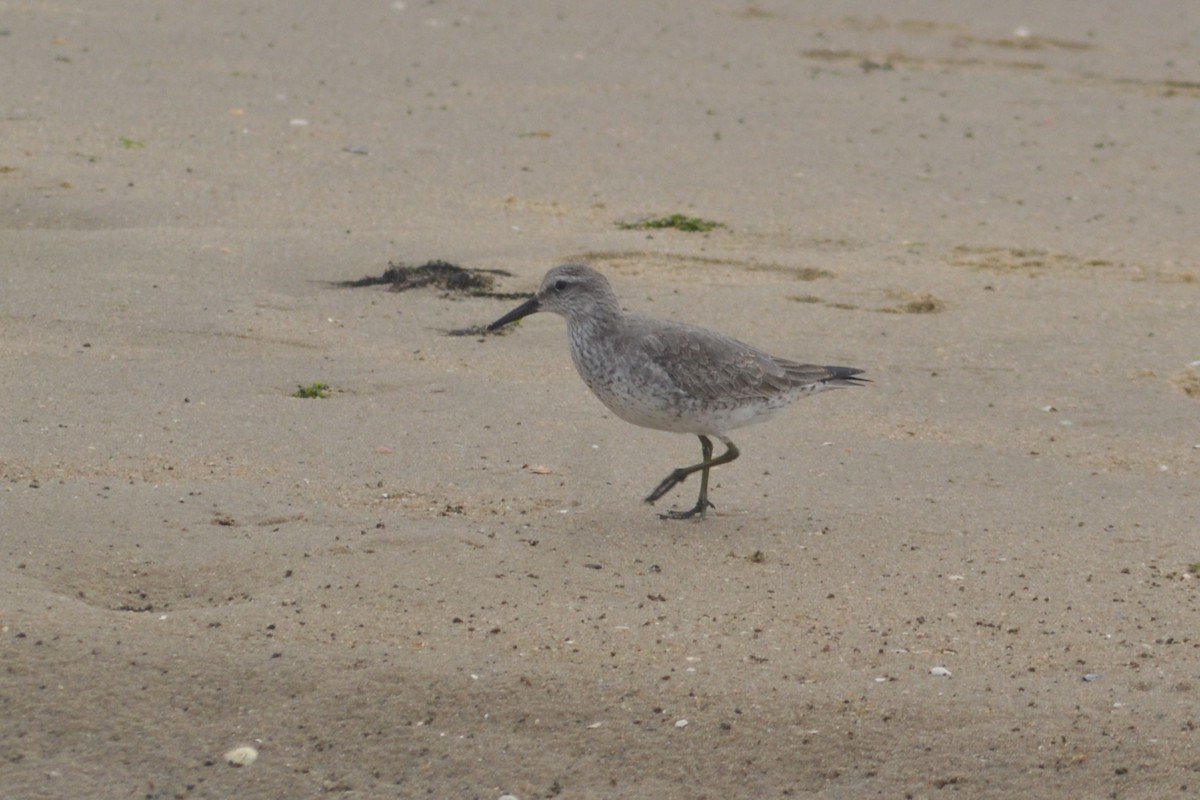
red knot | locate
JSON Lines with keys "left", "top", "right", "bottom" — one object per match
{"left": 488, "top": 264, "right": 868, "bottom": 519}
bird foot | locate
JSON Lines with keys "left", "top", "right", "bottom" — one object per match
{"left": 658, "top": 499, "right": 715, "bottom": 521}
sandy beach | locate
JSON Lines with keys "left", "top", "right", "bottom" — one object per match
{"left": 3, "top": 2, "right": 1198, "bottom": 798}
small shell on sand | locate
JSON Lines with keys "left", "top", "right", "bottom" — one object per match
{"left": 224, "top": 745, "right": 259, "bottom": 767}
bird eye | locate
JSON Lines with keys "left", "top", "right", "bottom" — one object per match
{"left": 553, "top": 279, "right": 568, "bottom": 292}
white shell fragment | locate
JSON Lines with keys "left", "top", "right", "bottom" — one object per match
{"left": 930, "top": 666, "right": 953, "bottom": 678}
{"left": 224, "top": 745, "right": 258, "bottom": 767}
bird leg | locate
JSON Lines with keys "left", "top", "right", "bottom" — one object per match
{"left": 645, "top": 435, "right": 739, "bottom": 519}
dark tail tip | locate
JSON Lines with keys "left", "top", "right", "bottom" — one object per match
{"left": 826, "top": 366, "right": 870, "bottom": 386}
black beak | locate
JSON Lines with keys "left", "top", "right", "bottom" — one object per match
{"left": 487, "top": 296, "right": 541, "bottom": 331}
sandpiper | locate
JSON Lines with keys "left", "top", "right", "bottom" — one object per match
{"left": 488, "top": 264, "right": 867, "bottom": 519}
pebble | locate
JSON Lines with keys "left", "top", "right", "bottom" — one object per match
{"left": 930, "top": 666, "right": 952, "bottom": 678}
{"left": 223, "top": 745, "right": 258, "bottom": 767}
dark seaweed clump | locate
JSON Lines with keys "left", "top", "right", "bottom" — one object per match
{"left": 337, "top": 260, "right": 525, "bottom": 298}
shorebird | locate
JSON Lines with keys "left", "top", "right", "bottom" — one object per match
{"left": 487, "top": 264, "right": 867, "bottom": 519}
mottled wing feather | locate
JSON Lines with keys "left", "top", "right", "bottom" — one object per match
{"left": 633, "top": 317, "right": 853, "bottom": 403}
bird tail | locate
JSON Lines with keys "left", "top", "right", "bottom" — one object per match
{"left": 822, "top": 366, "right": 869, "bottom": 387}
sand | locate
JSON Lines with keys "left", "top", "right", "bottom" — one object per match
{"left": 3, "top": 2, "right": 1199, "bottom": 798}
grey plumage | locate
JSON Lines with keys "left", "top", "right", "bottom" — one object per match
{"left": 488, "top": 264, "right": 867, "bottom": 519}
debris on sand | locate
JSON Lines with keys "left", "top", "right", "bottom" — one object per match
{"left": 337, "top": 260, "right": 524, "bottom": 298}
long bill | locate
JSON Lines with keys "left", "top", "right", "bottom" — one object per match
{"left": 487, "top": 297, "right": 541, "bottom": 331}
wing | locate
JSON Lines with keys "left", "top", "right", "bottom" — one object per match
{"left": 628, "top": 316, "right": 863, "bottom": 404}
